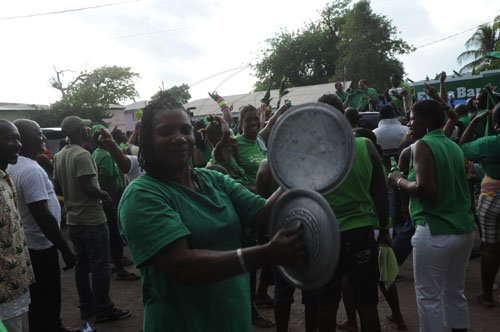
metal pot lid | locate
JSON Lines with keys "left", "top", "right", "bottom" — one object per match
{"left": 269, "top": 189, "right": 340, "bottom": 290}
{"left": 268, "top": 102, "right": 355, "bottom": 195}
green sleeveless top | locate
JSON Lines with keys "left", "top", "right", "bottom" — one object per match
{"left": 325, "top": 137, "right": 377, "bottom": 232}
{"left": 408, "top": 129, "right": 475, "bottom": 235}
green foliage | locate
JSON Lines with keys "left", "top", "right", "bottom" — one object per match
{"left": 134, "top": 108, "right": 143, "bottom": 121}
{"left": 152, "top": 83, "right": 191, "bottom": 104}
{"left": 457, "top": 16, "right": 500, "bottom": 73}
{"left": 334, "top": 0, "right": 414, "bottom": 91}
{"left": 34, "top": 66, "right": 139, "bottom": 127}
{"left": 253, "top": 0, "right": 413, "bottom": 92}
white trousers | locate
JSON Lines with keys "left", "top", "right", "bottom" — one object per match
{"left": 412, "top": 224, "right": 475, "bottom": 332}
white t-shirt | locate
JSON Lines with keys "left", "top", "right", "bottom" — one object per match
{"left": 373, "top": 118, "right": 409, "bottom": 156}
{"left": 126, "top": 155, "right": 145, "bottom": 183}
{"left": 8, "top": 156, "right": 61, "bottom": 250}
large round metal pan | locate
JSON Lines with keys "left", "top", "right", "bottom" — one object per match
{"left": 269, "top": 189, "right": 340, "bottom": 290}
{"left": 268, "top": 102, "right": 355, "bottom": 195}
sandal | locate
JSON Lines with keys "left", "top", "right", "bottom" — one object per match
{"left": 252, "top": 312, "right": 275, "bottom": 328}
{"left": 477, "top": 294, "right": 494, "bottom": 308}
{"left": 336, "top": 321, "right": 358, "bottom": 332}
{"left": 387, "top": 315, "right": 407, "bottom": 330}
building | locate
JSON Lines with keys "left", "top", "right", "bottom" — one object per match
{"left": 0, "top": 103, "right": 48, "bottom": 121}
{"left": 123, "top": 100, "right": 148, "bottom": 132}
{"left": 103, "top": 104, "right": 127, "bottom": 131}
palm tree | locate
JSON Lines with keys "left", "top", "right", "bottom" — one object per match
{"left": 457, "top": 16, "right": 500, "bottom": 73}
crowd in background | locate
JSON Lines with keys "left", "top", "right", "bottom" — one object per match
{"left": 0, "top": 71, "right": 499, "bottom": 332}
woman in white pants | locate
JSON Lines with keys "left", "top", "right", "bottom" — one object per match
{"left": 388, "top": 100, "right": 476, "bottom": 332}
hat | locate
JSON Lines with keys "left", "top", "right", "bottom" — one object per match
{"left": 90, "top": 124, "right": 107, "bottom": 138}
{"left": 61, "top": 116, "right": 91, "bottom": 135}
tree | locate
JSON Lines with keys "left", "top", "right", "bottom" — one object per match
{"left": 457, "top": 16, "right": 500, "bottom": 73}
{"left": 253, "top": 0, "right": 349, "bottom": 90}
{"left": 333, "top": 0, "right": 414, "bottom": 91}
{"left": 253, "top": 0, "right": 413, "bottom": 92}
{"left": 166, "top": 83, "right": 191, "bottom": 104}
{"left": 34, "top": 66, "right": 139, "bottom": 127}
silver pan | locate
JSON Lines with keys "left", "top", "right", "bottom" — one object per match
{"left": 268, "top": 102, "right": 355, "bottom": 195}
{"left": 269, "top": 189, "right": 340, "bottom": 290}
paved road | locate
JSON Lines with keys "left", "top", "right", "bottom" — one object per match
{"left": 59, "top": 238, "right": 500, "bottom": 331}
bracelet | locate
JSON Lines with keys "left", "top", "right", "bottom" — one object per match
{"left": 218, "top": 100, "right": 227, "bottom": 108}
{"left": 236, "top": 248, "right": 247, "bottom": 273}
{"left": 397, "top": 178, "right": 403, "bottom": 191}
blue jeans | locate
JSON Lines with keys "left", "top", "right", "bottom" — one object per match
{"left": 388, "top": 186, "right": 402, "bottom": 237}
{"left": 392, "top": 217, "right": 415, "bottom": 266}
{"left": 68, "top": 224, "right": 114, "bottom": 316}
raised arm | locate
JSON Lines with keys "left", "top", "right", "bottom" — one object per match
{"left": 258, "top": 104, "right": 288, "bottom": 145}
{"left": 208, "top": 91, "right": 233, "bottom": 125}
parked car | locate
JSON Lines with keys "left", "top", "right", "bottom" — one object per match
{"left": 42, "top": 127, "right": 65, "bottom": 154}
{"left": 358, "top": 112, "right": 380, "bottom": 130}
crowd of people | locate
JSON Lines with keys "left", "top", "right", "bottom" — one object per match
{"left": 0, "top": 71, "right": 499, "bottom": 332}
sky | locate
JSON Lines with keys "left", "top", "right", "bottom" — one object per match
{"left": 1, "top": 0, "right": 499, "bottom": 106}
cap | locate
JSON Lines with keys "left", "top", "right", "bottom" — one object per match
{"left": 90, "top": 124, "right": 107, "bottom": 138}
{"left": 61, "top": 116, "right": 91, "bottom": 135}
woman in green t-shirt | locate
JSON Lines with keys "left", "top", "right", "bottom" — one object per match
{"left": 460, "top": 102, "right": 500, "bottom": 308}
{"left": 117, "top": 91, "right": 306, "bottom": 332}
{"left": 388, "top": 100, "right": 476, "bottom": 332}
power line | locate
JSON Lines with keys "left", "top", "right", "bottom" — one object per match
{"left": 0, "top": 0, "right": 139, "bottom": 20}
{"left": 189, "top": 65, "right": 250, "bottom": 87}
{"left": 414, "top": 19, "right": 496, "bottom": 50}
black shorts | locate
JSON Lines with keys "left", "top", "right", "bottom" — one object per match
{"left": 317, "top": 226, "right": 379, "bottom": 307}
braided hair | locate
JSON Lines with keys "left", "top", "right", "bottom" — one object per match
{"left": 138, "top": 91, "right": 190, "bottom": 175}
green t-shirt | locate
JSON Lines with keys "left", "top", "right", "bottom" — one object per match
{"left": 348, "top": 88, "right": 378, "bottom": 111}
{"left": 335, "top": 90, "right": 349, "bottom": 102}
{"left": 458, "top": 114, "right": 471, "bottom": 130}
{"left": 462, "top": 134, "right": 500, "bottom": 180}
{"left": 208, "top": 151, "right": 253, "bottom": 187}
{"left": 53, "top": 145, "right": 106, "bottom": 225}
{"left": 469, "top": 110, "right": 488, "bottom": 138}
{"left": 235, "top": 135, "right": 267, "bottom": 186}
{"left": 92, "top": 147, "right": 124, "bottom": 191}
{"left": 325, "top": 137, "right": 377, "bottom": 232}
{"left": 408, "top": 129, "right": 475, "bottom": 235}
{"left": 118, "top": 168, "right": 266, "bottom": 332}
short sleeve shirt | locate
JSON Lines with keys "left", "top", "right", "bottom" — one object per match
{"left": 92, "top": 147, "right": 124, "bottom": 190}
{"left": 235, "top": 135, "right": 267, "bottom": 186}
{"left": 0, "top": 170, "right": 34, "bottom": 304}
{"left": 118, "top": 168, "right": 265, "bottom": 332}
{"left": 53, "top": 145, "right": 106, "bottom": 225}
{"left": 8, "top": 156, "right": 61, "bottom": 250}
{"left": 462, "top": 134, "right": 500, "bottom": 180}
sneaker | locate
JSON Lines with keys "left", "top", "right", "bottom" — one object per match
{"left": 95, "top": 308, "right": 131, "bottom": 323}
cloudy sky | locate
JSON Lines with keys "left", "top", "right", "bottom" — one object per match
{"left": 1, "top": 0, "right": 498, "bottom": 106}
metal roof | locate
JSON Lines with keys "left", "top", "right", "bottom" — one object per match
{"left": 0, "top": 103, "right": 48, "bottom": 111}
{"left": 184, "top": 82, "right": 347, "bottom": 117}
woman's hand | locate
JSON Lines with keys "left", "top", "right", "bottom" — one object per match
{"left": 387, "top": 172, "right": 404, "bottom": 188}
{"left": 267, "top": 222, "right": 307, "bottom": 267}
